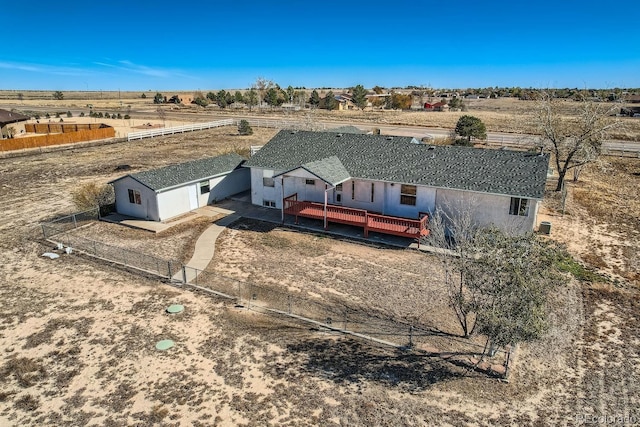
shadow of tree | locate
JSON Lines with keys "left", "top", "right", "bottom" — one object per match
{"left": 286, "top": 336, "right": 476, "bottom": 392}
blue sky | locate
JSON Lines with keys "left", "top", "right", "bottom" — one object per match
{"left": 1, "top": 0, "right": 638, "bottom": 91}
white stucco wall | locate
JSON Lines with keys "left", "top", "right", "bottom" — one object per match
{"left": 198, "top": 168, "right": 251, "bottom": 206}
{"left": 157, "top": 185, "right": 194, "bottom": 221}
{"left": 250, "top": 168, "right": 283, "bottom": 208}
{"left": 434, "top": 188, "right": 537, "bottom": 234}
{"left": 383, "top": 183, "right": 436, "bottom": 218}
{"left": 112, "top": 177, "right": 159, "bottom": 220}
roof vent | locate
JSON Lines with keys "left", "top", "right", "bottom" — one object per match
{"left": 386, "top": 137, "right": 393, "bottom": 140}
{"left": 336, "top": 133, "right": 343, "bottom": 137}
{"left": 427, "top": 146, "right": 435, "bottom": 150}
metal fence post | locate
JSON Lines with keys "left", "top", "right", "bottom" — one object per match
{"left": 167, "top": 261, "right": 172, "bottom": 279}
{"left": 408, "top": 325, "right": 414, "bottom": 348}
{"left": 93, "top": 240, "right": 97, "bottom": 256}
{"left": 182, "top": 266, "right": 187, "bottom": 284}
{"left": 287, "top": 295, "right": 291, "bottom": 314}
{"left": 343, "top": 310, "right": 348, "bottom": 331}
{"left": 72, "top": 214, "right": 77, "bottom": 229}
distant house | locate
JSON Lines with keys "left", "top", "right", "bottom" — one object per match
{"left": 0, "top": 109, "right": 29, "bottom": 139}
{"left": 336, "top": 94, "right": 356, "bottom": 110}
{"left": 628, "top": 95, "right": 640, "bottom": 104}
{"left": 321, "top": 94, "right": 356, "bottom": 110}
{"left": 424, "top": 102, "right": 434, "bottom": 110}
{"left": 432, "top": 101, "right": 449, "bottom": 112}
{"left": 110, "top": 153, "right": 250, "bottom": 221}
{"left": 243, "top": 130, "right": 550, "bottom": 237}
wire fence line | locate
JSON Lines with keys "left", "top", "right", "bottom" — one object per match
{"left": 40, "top": 214, "right": 511, "bottom": 378}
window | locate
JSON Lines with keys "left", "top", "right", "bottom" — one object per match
{"left": 335, "top": 183, "right": 343, "bottom": 191}
{"left": 371, "top": 183, "right": 375, "bottom": 203}
{"left": 199, "top": 180, "right": 210, "bottom": 194}
{"left": 127, "top": 189, "right": 141, "bottom": 205}
{"left": 509, "top": 197, "right": 529, "bottom": 216}
{"left": 263, "top": 200, "right": 276, "bottom": 208}
{"left": 336, "top": 194, "right": 342, "bottom": 203}
{"left": 305, "top": 179, "right": 315, "bottom": 185}
{"left": 351, "top": 181, "right": 355, "bottom": 200}
{"left": 400, "top": 184, "right": 417, "bottom": 206}
{"left": 263, "top": 177, "right": 275, "bottom": 187}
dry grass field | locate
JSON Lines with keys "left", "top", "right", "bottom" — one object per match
{"left": 0, "top": 123, "right": 639, "bottom": 426}
{"left": 3, "top": 91, "right": 639, "bottom": 141}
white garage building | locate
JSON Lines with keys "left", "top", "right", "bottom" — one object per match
{"left": 110, "top": 153, "right": 250, "bottom": 221}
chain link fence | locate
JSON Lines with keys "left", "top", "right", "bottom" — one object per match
{"left": 40, "top": 211, "right": 510, "bottom": 378}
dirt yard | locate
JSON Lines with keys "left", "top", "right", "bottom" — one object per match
{"left": 0, "top": 125, "right": 639, "bottom": 426}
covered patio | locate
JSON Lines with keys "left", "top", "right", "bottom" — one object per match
{"left": 283, "top": 193, "right": 429, "bottom": 242}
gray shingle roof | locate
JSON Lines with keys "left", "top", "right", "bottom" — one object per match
{"left": 119, "top": 153, "right": 245, "bottom": 191}
{"left": 278, "top": 156, "right": 351, "bottom": 186}
{"left": 244, "top": 130, "right": 549, "bottom": 199}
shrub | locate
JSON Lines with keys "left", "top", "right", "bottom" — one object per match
{"left": 79, "top": 112, "right": 85, "bottom": 117}
{"left": 238, "top": 119, "right": 253, "bottom": 135}
{"left": 55, "top": 112, "right": 60, "bottom": 118}
{"left": 124, "top": 114, "right": 130, "bottom": 119}
{"left": 116, "top": 113, "right": 122, "bottom": 119}
{"left": 71, "top": 182, "right": 114, "bottom": 211}
{"left": 45, "top": 113, "right": 50, "bottom": 118}
{"left": 66, "top": 111, "right": 72, "bottom": 118}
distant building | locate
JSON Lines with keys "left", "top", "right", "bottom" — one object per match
{"left": 0, "top": 109, "right": 29, "bottom": 139}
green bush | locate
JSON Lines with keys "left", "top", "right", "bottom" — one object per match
{"left": 238, "top": 119, "right": 253, "bottom": 135}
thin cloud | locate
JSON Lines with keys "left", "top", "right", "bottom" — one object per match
{"left": 0, "top": 61, "right": 45, "bottom": 73}
{"left": 94, "top": 60, "right": 194, "bottom": 79}
{"left": 0, "top": 60, "right": 87, "bottom": 76}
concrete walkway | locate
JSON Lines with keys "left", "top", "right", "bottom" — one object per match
{"left": 172, "top": 213, "right": 241, "bottom": 283}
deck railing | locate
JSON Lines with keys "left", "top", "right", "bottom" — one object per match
{"left": 282, "top": 193, "right": 429, "bottom": 241}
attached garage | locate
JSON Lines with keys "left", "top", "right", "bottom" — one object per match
{"left": 110, "top": 153, "right": 250, "bottom": 221}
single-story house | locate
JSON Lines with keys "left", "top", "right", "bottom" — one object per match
{"left": 110, "top": 153, "right": 250, "bottom": 221}
{"left": 0, "top": 109, "right": 30, "bottom": 139}
{"left": 243, "top": 130, "right": 549, "bottom": 236}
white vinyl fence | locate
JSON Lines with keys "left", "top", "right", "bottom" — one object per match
{"left": 127, "top": 118, "right": 326, "bottom": 141}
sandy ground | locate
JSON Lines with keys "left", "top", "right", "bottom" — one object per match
{"left": 0, "top": 125, "right": 639, "bottom": 426}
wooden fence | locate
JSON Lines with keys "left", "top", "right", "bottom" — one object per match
{"left": 1, "top": 125, "right": 115, "bottom": 152}
{"left": 25, "top": 123, "right": 107, "bottom": 134}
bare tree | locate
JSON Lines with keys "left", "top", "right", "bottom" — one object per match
{"left": 425, "top": 202, "right": 561, "bottom": 354}
{"left": 424, "top": 206, "right": 480, "bottom": 338}
{"left": 536, "top": 91, "right": 623, "bottom": 191}
{"left": 156, "top": 107, "right": 166, "bottom": 127}
{"left": 254, "top": 77, "right": 274, "bottom": 110}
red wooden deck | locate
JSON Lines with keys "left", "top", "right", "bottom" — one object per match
{"left": 283, "top": 193, "right": 429, "bottom": 241}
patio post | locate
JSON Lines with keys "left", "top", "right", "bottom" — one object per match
{"left": 280, "top": 176, "right": 285, "bottom": 223}
{"left": 323, "top": 185, "right": 328, "bottom": 229}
